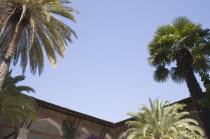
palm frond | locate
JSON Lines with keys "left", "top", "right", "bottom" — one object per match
{"left": 172, "top": 16, "right": 192, "bottom": 30}
{"left": 153, "top": 66, "right": 170, "bottom": 82}
{"left": 155, "top": 25, "right": 175, "bottom": 36}
{"left": 0, "top": 0, "right": 77, "bottom": 75}
{"left": 170, "top": 67, "right": 185, "bottom": 84}
{"left": 125, "top": 99, "right": 205, "bottom": 139}
{"left": 0, "top": 71, "right": 37, "bottom": 125}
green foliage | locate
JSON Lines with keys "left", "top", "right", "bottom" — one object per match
{"left": 148, "top": 16, "right": 210, "bottom": 84}
{"left": 0, "top": 71, "right": 37, "bottom": 125}
{"left": 199, "top": 72, "right": 210, "bottom": 93}
{"left": 153, "top": 66, "right": 169, "bottom": 82}
{"left": 0, "top": 0, "right": 78, "bottom": 75}
{"left": 62, "top": 119, "right": 80, "bottom": 139}
{"left": 125, "top": 99, "right": 205, "bottom": 139}
{"left": 198, "top": 72, "right": 210, "bottom": 107}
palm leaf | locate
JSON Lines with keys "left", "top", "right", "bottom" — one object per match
{"left": 125, "top": 99, "right": 205, "bottom": 139}
{"left": 0, "top": 71, "right": 37, "bottom": 126}
{"left": 153, "top": 66, "right": 170, "bottom": 82}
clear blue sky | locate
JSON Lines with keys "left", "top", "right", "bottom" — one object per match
{"left": 12, "top": 0, "right": 210, "bottom": 122}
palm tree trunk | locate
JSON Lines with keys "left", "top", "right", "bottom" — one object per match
{"left": 176, "top": 48, "right": 210, "bottom": 138}
{"left": 0, "top": 5, "right": 26, "bottom": 89}
{"left": 0, "top": 32, "right": 18, "bottom": 89}
{"left": 184, "top": 65, "right": 210, "bottom": 138}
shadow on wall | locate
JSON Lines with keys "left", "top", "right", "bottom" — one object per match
{"left": 79, "top": 127, "right": 113, "bottom": 139}
{"left": 0, "top": 117, "right": 14, "bottom": 139}
{"left": 28, "top": 118, "right": 62, "bottom": 139}
{"left": 118, "top": 132, "right": 125, "bottom": 139}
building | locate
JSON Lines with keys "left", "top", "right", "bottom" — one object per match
{"left": 0, "top": 97, "right": 201, "bottom": 139}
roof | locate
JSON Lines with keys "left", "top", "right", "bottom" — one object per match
{"left": 35, "top": 96, "right": 194, "bottom": 128}
{"left": 36, "top": 98, "right": 115, "bottom": 128}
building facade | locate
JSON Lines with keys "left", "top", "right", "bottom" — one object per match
{"left": 0, "top": 97, "right": 201, "bottom": 139}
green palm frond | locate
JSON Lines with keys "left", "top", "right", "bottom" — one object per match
{"left": 155, "top": 25, "right": 175, "bottom": 36}
{"left": 153, "top": 66, "right": 170, "bottom": 82}
{"left": 192, "top": 55, "right": 210, "bottom": 73}
{"left": 125, "top": 99, "right": 205, "bottom": 139}
{"left": 170, "top": 67, "right": 185, "bottom": 84}
{"left": 0, "top": 71, "right": 37, "bottom": 125}
{"left": 172, "top": 16, "right": 192, "bottom": 30}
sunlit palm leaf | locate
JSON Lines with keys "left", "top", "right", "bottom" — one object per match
{"left": 125, "top": 99, "right": 205, "bottom": 139}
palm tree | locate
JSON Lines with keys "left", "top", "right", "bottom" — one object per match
{"left": 0, "top": 70, "right": 37, "bottom": 126}
{"left": 0, "top": 0, "right": 78, "bottom": 88}
{"left": 148, "top": 17, "right": 210, "bottom": 137}
{"left": 125, "top": 99, "right": 205, "bottom": 139}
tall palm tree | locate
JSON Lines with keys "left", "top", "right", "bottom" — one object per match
{"left": 148, "top": 17, "right": 210, "bottom": 137}
{"left": 125, "top": 99, "right": 205, "bottom": 139}
{"left": 0, "top": 0, "right": 78, "bottom": 88}
{"left": 0, "top": 70, "right": 37, "bottom": 125}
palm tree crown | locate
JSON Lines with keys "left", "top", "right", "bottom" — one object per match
{"left": 0, "top": 0, "right": 78, "bottom": 75}
{"left": 148, "top": 17, "right": 210, "bottom": 136}
{"left": 148, "top": 17, "right": 210, "bottom": 83}
{"left": 125, "top": 99, "right": 205, "bottom": 139}
{"left": 0, "top": 71, "right": 37, "bottom": 125}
